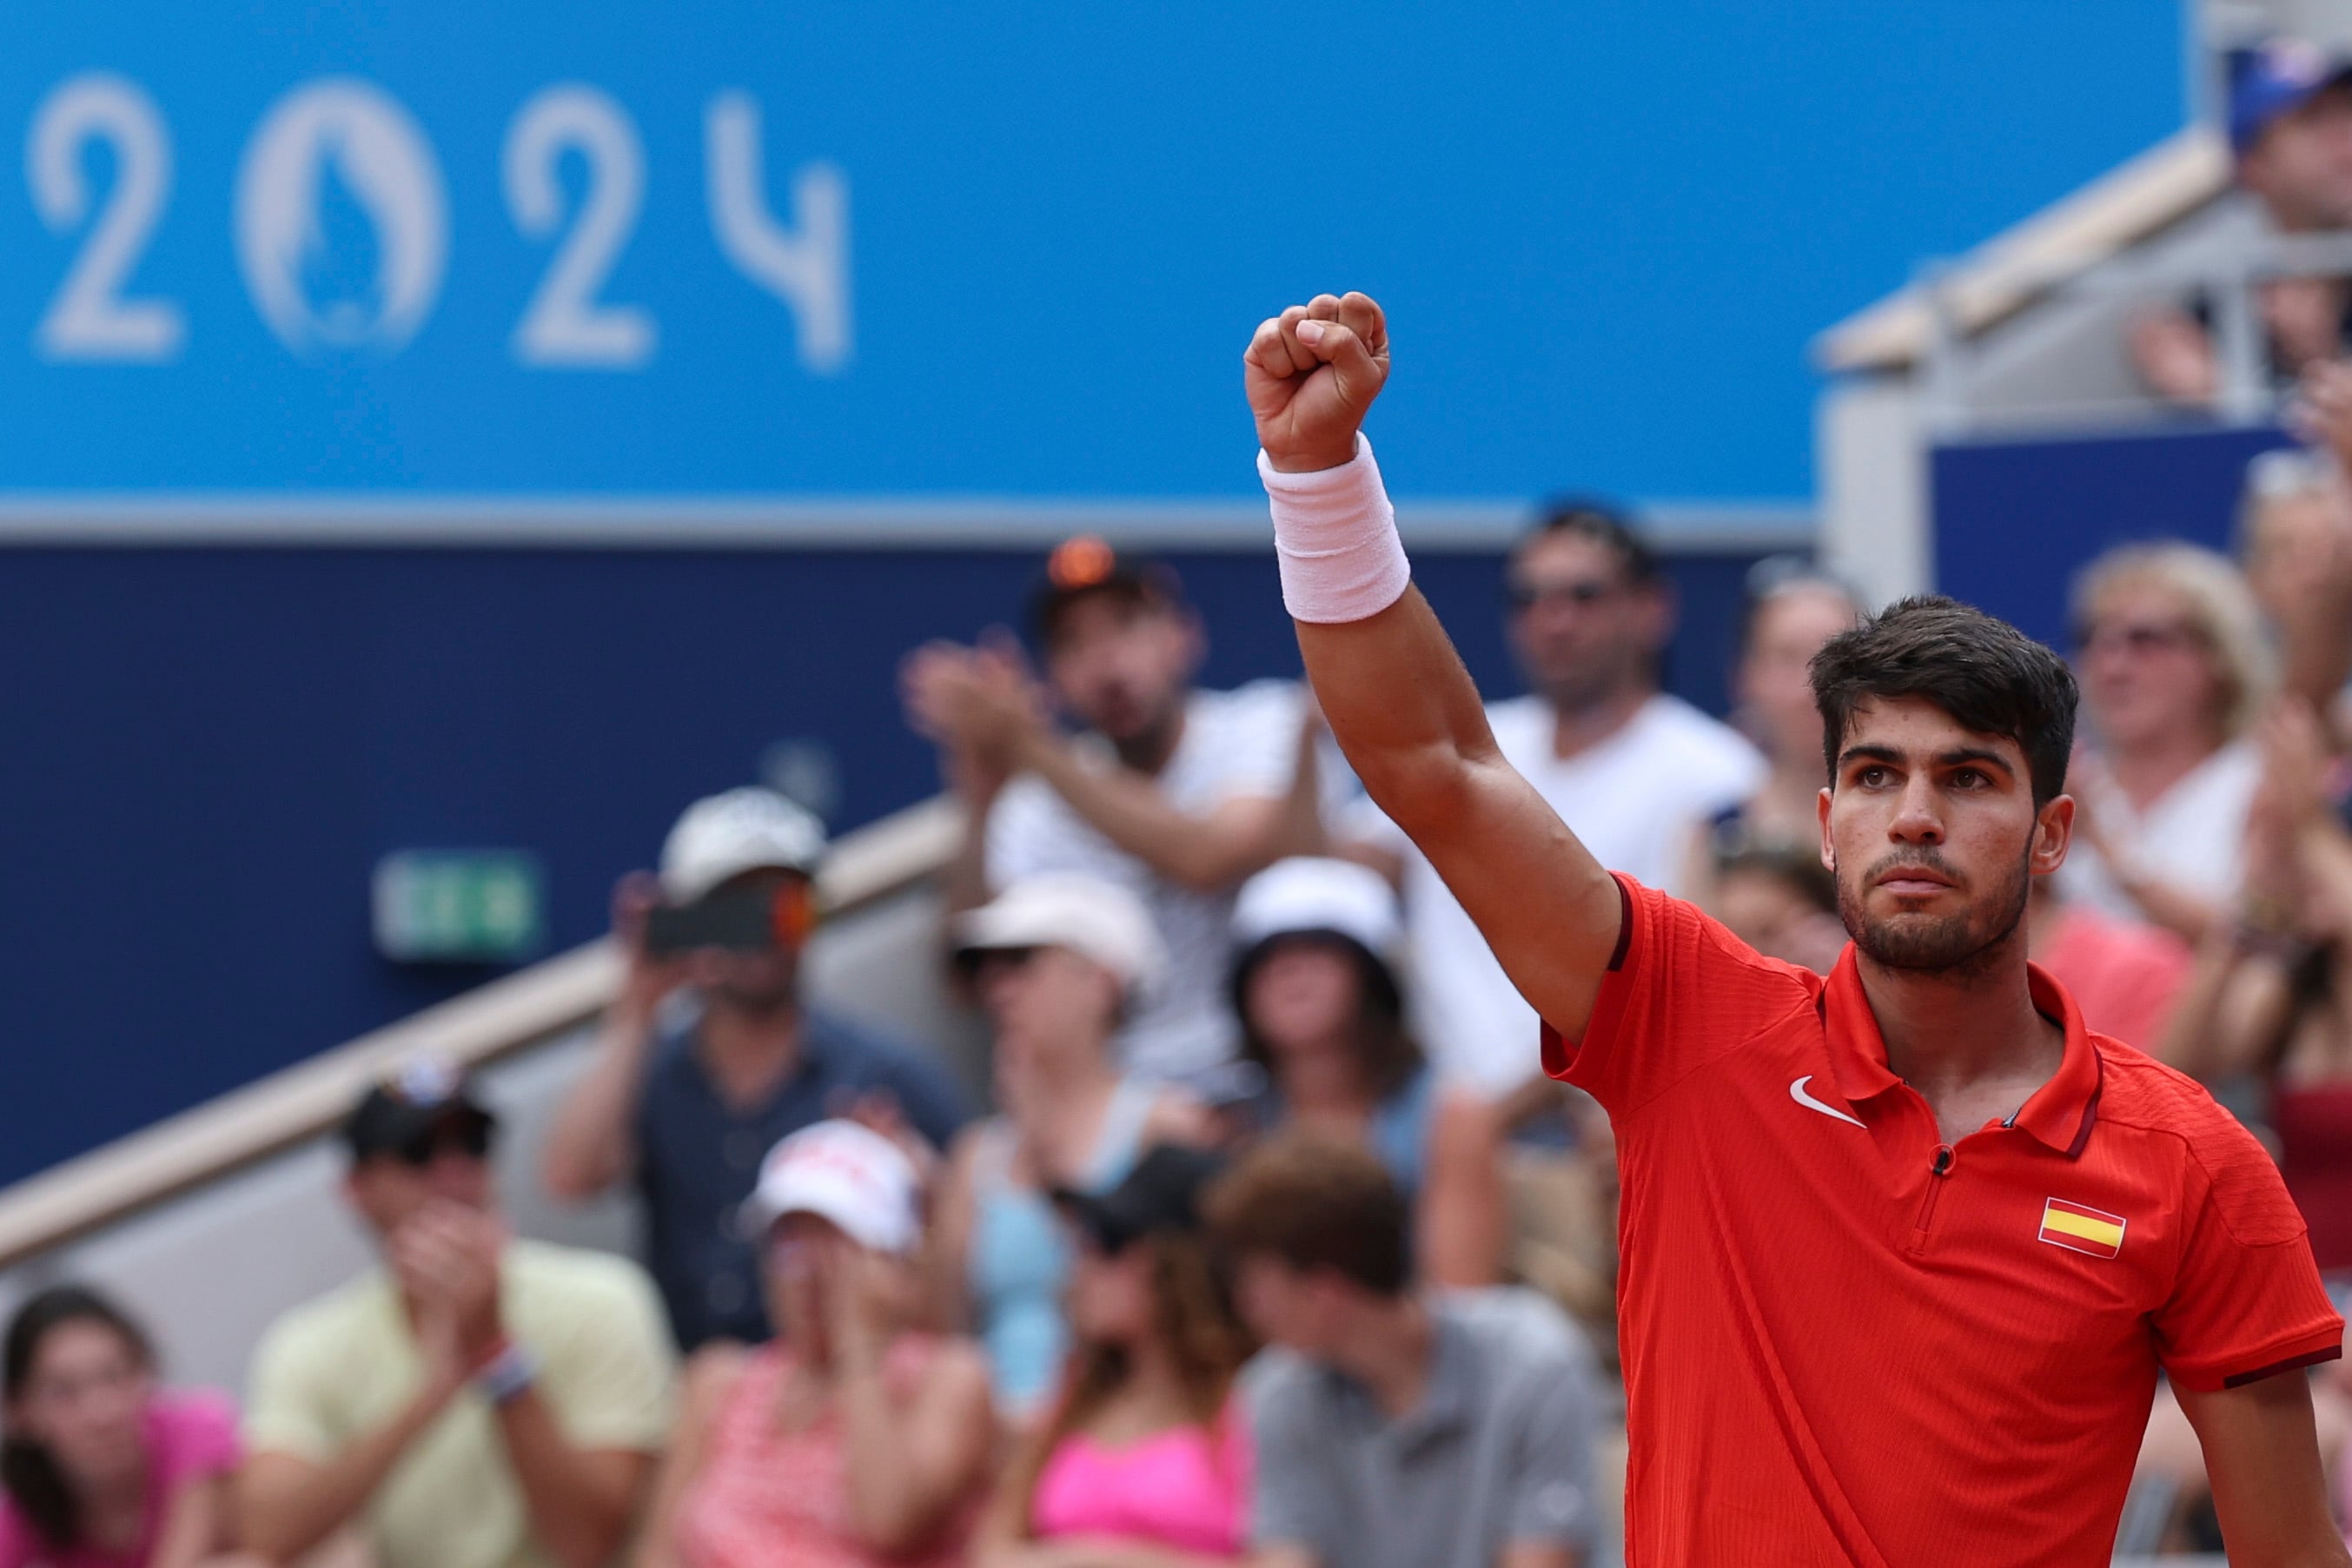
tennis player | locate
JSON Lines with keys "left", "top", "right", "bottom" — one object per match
{"left": 1244, "top": 289, "right": 2349, "bottom": 1565}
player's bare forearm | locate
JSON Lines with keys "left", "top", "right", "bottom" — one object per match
{"left": 1251, "top": 291, "right": 1619, "bottom": 1035}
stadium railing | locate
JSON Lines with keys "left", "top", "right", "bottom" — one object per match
{"left": 0, "top": 793, "right": 971, "bottom": 1390}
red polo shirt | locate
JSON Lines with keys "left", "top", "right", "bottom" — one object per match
{"left": 1543, "top": 877, "right": 2342, "bottom": 1567}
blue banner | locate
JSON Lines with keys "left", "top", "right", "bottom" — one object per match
{"left": 0, "top": 3, "right": 2180, "bottom": 505}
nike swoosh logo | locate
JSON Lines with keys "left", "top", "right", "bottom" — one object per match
{"left": 1789, "top": 1075, "right": 1865, "bottom": 1128}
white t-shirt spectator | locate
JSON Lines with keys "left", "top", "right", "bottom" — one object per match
{"left": 2059, "top": 738, "right": 2259, "bottom": 923}
{"left": 988, "top": 679, "right": 1302, "bottom": 1087}
{"left": 1361, "top": 692, "right": 1763, "bottom": 1093}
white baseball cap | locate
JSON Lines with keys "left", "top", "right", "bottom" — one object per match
{"left": 660, "top": 787, "right": 827, "bottom": 903}
{"left": 739, "top": 1120, "right": 921, "bottom": 1254}
{"left": 953, "top": 872, "right": 1169, "bottom": 999}
{"left": 1231, "top": 857, "right": 1401, "bottom": 956}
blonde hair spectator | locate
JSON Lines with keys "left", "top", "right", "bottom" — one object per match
{"left": 2070, "top": 542, "right": 2276, "bottom": 744}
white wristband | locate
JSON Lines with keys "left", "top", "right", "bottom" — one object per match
{"left": 1259, "top": 433, "right": 1410, "bottom": 625}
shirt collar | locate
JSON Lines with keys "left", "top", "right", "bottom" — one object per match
{"left": 1820, "top": 947, "right": 2104, "bottom": 1157}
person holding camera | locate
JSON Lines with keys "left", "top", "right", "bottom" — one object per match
{"left": 541, "top": 788, "right": 972, "bottom": 1352}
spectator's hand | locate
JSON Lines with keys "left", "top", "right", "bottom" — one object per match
{"left": 610, "top": 871, "right": 686, "bottom": 1022}
{"left": 393, "top": 1202, "right": 509, "bottom": 1364}
{"left": 2129, "top": 308, "right": 2217, "bottom": 404}
{"left": 1245, "top": 291, "right": 1389, "bottom": 473}
{"left": 2291, "top": 358, "right": 2352, "bottom": 466}
{"left": 2248, "top": 701, "right": 2329, "bottom": 910}
{"left": 817, "top": 1234, "right": 898, "bottom": 1372}
{"left": 901, "top": 638, "right": 1046, "bottom": 791}
{"left": 2267, "top": 278, "right": 2348, "bottom": 377}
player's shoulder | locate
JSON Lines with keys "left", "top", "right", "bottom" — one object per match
{"left": 2091, "top": 1041, "right": 2304, "bottom": 1243}
{"left": 1626, "top": 877, "right": 1824, "bottom": 1000}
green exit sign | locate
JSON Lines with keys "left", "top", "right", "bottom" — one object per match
{"left": 373, "top": 850, "right": 547, "bottom": 963}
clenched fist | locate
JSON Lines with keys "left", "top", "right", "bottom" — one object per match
{"left": 1245, "top": 292, "right": 1389, "bottom": 473}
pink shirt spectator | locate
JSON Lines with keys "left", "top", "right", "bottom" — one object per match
{"left": 2035, "top": 901, "right": 2193, "bottom": 1053}
{"left": 677, "top": 1340, "right": 973, "bottom": 1568}
{"left": 0, "top": 1391, "right": 240, "bottom": 1568}
{"left": 1030, "top": 1403, "right": 1251, "bottom": 1557}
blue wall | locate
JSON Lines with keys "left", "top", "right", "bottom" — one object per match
{"left": 0, "top": 540, "right": 1773, "bottom": 1184}
{"left": 1932, "top": 426, "right": 2296, "bottom": 651}
{"left": 0, "top": 3, "right": 2183, "bottom": 504}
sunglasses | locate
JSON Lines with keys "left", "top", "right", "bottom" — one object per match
{"left": 391, "top": 1118, "right": 494, "bottom": 1168}
{"left": 2072, "top": 619, "right": 2203, "bottom": 658}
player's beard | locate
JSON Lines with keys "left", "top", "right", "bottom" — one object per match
{"left": 1837, "top": 844, "right": 2031, "bottom": 976}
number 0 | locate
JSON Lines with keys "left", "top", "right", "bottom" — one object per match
{"left": 26, "top": 73, "right": 184, "bottom": 362}
{"left": 503, "top": 83, "right": 655, "bottom": 369}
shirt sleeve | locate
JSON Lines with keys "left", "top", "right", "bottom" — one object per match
{"left": 2153, "top": 1119, "right": 2345, "bottom": 1393}
{"left": 155, "top": 1390, "right": 244, "bottom": 1485}
{"left": 1243, "top": 1361, "right": 1339, "bottom": 1557}
{"left": 537, "top": 1261, "right": 679, "bottom": 1452}
{"left": 1504, "top": 1351, "right": 1601, "bottom": 1552}
{"left": 242, "top": 1314, "right": 339, "bottom": 1462}
{"left": 1539, "top": 874, "right": 1813, "bottom": 1117}
{"left": 983, "top": 777, "right": 1061, "bottom": 890}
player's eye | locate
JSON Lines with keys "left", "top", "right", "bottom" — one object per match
{"left": 1951, "top": 768, "right": 1986, "bottom": 789}
{"left": 1856, "top": 765, "right": 1891, "bottom": 788}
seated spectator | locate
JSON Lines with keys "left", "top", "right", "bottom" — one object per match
{"left": 2254, "top": 390, "right": 2352, "bottom": 731}
{"left": 633, "top": 1121, "right": 994, "bottom": 1568}
{"left": 242, "top": 1059, "right": 674, "bottom": 1568}
{"left": 2133, "top": 39, "right": 2352, "bottom": 403}
{"left": 929, "top": 875, "right": 1211, "bottom": 1414}
{"left": 2064, "top": 542, "right": 2274, "bottom": 943}
{"left": 1208, "top": 1131, "right": 1604, "bottom": 1568}
{"left": 1348, "top": 500, "right": 1761, "bottom": 1095}
{"left": 902, "top": 538, "right": 1320, "bottom": 1093}
{"left": 542, "top": 787, "right": 971, "bottom": 1350}
{"left": 2161, "top": 700, "right": 2352, "bottom": 1274}
{"left": 1683, "top": 556, "right": 1861, "bottom": 906}
{"left": 975, "top": 1145, "right": 1254, "bottom": 1566}
{"left": 1226, "top": 857, "right": 1507, "bottom": 1286}
{"left": 0, "top": 1287, "right": 248, "bottom": 1568}
{"left": 1704, "top": 841, "right": 1845, "bottom": 976}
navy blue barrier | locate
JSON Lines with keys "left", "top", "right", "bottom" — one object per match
{"left": 0, "top": 539, "right": 1781, "bottom": 1183}
{"left": 1931, "top": 424, "right": 2298, "bottom": 650}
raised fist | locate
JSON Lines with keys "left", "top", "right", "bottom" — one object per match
{"left": 1244, "top": 292, "right": 1389, "bottom": 473}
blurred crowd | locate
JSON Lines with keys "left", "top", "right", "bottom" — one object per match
{"left": 27, "top": 35, "right": 2352, "bottom": 1568}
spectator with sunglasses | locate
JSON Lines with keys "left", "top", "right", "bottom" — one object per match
{"left": 241, "top": 1059, "right": 674, "bottom": 1568}
{"left": 2062, "top": 543, "right": 2276, "bottom": 943}
{"left": 927, "top": 875, "right": 1213, "bottom": 1416}
{"left": 541, "top": 788, "right": 971, "bottom": 1352}
{"left": 1348, "top": 500, "right": 1760, "bottom": 1095}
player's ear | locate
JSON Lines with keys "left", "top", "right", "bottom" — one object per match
{"left": 1817, "top": 784, "right": 1835, "bottom": 873}
{"left": 2031, "top": 793, "right": 2075, "bottom": 876}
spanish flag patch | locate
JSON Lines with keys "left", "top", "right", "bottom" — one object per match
{"left": 2039, "top": 1198, "right": 2126, "bottom": 1259}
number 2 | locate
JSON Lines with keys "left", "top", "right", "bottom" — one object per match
{"left": 503, "top": 83, "right": 655, "bottom": 368}
{"left": 26, "top": 72, "right": 184, "bottom": 362}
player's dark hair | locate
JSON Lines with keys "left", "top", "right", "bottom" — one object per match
{"left": 1514, "top": 496, "right": 1659, "bottom": 586}
{"left": 3, "top": 1286, "right": 156, "bottom": 1550}
{"left": 1810, "top": 595, "right": 2077, "bottom": 806}
{"left": 1203, "top": 1128, "right": 1411, "bottom": 1297}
